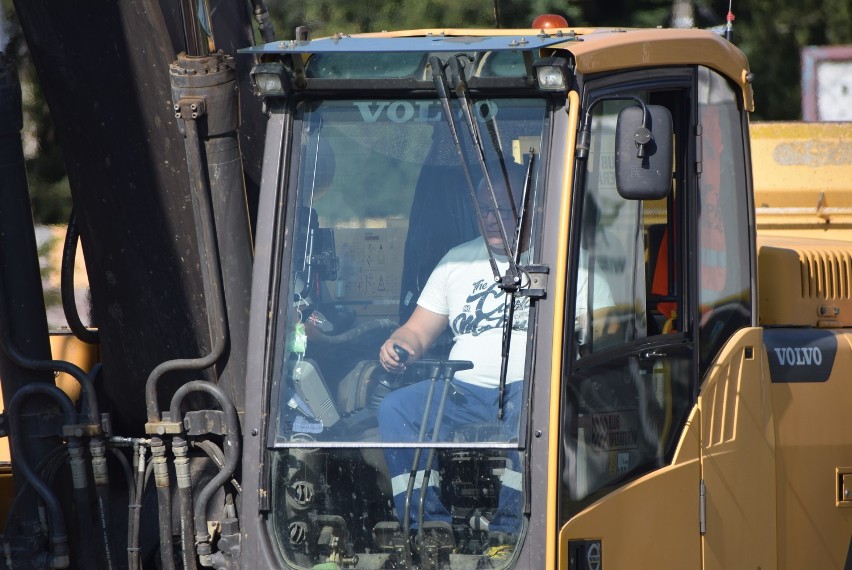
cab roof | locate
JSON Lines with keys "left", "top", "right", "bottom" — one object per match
{"left": 244, "top": 27, "right": 753, "bottom": 110}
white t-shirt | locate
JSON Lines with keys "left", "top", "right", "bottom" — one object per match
{"left": 417, "top": 237, "right": 529, "bottom": 388}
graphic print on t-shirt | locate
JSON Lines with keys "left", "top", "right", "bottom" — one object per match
{"left": 453, "top": 278, "right": 529, "bottom": 337}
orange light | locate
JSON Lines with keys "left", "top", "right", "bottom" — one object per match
{"left": 531, "top": 14, "right": 569, "bottom": 29}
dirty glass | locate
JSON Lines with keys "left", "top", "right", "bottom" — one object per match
{"left": 562, "top": 91, "right": 694, "bottom": 520}
{"left": 267, "top": 95, "right": 547, "bottom": 569}
{"left": 696, "top": 66, "right": 752, "bottom": 371}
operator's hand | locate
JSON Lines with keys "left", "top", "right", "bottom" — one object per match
{"left": 379, "top": 339, "right": 413, "bottom": 373}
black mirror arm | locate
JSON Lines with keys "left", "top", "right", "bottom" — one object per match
{"left": 576, "top": 94, "right": 650, "bottom": 160}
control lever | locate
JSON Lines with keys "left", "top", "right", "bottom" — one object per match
{"left": 404, "top": 359, "right": 473, "bottom": 548}
{"left": 393, "top": 344, "right": 410, "bottom": 364}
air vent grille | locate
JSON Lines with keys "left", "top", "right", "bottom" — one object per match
{"left": 799, "top": 247, "right": 852, "bottom": 300}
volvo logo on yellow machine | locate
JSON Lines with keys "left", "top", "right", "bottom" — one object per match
{"left": 764, "top": 329, "right": 836, "bottom": 382}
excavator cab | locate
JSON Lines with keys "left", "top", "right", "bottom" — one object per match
{"left": 243, "top": 36, "right": 560, "bottom": 569}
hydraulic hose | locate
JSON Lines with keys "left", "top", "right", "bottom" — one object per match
{"left": 67, "top": 438, "right": 95, "bottom": 570}
{"left": 7, "top": 384, "right": 77, "bottom": 568}
{"left": 87, "top": 437, "right": 117, "bottom": 570}
{"left": 151, "top": 437, "right": 176, "bottom": 570}
{"left": 3, "top": 445, "right": 66, "bottom": 538}
{"left": 0, "top": 284, "right": 100, "bottom": 424}
{"left": 193, "top": 439, "right": 241, "bottom": 495}
{"left": 128, "top": 444, "right": 148, "bottom": 570}
{"left": 109, "top": 446, "right": 136, "bottom": 507}
{"left": 309, "top": 319, "right": 396, "bottom": 345}
{"left": 172, "top": 437, "right": 198, "bottom": 570}
{"left": 61, "top": 209, "right": 98, "bottom": 345}
{"left": 169, "top": 381, "right": 239, "bottom": 548}
{"left": 145, "top": 115, "right": 228, "bottom": 425}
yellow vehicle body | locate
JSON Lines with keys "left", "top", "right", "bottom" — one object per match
{"left": 556, "top": 121, "right": 852, "bottom": 567}
{"left": 753, "top": 121, "right": 852, "bottom": 239}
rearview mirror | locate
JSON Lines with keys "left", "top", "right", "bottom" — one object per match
{"left": 615, "top": 104, "right": 673, "bottom": 200}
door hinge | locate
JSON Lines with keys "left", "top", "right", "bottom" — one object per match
{"left": 699, "top": 478, "right": 706, "bottom": 535}
{"left": 696, "top": 123, "right": 704, "bottom": 177}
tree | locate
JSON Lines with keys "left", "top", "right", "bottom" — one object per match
{"left": 6, "top": 0, "right": 851, "bottom": 225}
{"left": 2, "top": 0, "right": 72, "bottom": 225}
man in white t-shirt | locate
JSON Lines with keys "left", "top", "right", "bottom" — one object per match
{"left": 376, "top": 173, "right": 614, "bottom": 542}
{"left": 377, "top": 172, "right": 528, "bottom": 540}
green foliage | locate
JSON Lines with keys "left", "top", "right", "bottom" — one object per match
{"left": 3, "top": 0, "right": 72, "bottom": 225}
{"left": 5, "top": 0, "right": 851, "bottom": 224}
{"left": 735, "top": 0, "right": 852, "bottom": 119}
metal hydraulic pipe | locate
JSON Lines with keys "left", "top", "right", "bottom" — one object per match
{"left": 144, "top": 117, "right": 228, "bottom": 424}
{"left": 146, "top": 52, "right": 253, "bottom": 425}
{"left": 169, "top": 381, "right": 239, "bottom": 549}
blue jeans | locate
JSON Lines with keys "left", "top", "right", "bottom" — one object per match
{"left": 377, "top": 379, "right": 523, "bottom": 534}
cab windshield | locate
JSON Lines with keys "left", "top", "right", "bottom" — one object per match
{"left": 267, "top": 95, "right": 546, "bottom": 568}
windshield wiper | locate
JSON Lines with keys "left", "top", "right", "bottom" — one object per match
{"left": 430, "top": 54, "right": 533, "bottom": 418}
{"left": 495, "top": 153, "right": 535, "bottom": 418}
{"left": 429, "top": 55, "right": 503, "bottom": 283}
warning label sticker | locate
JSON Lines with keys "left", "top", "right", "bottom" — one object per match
{"left": 584, "top": 410, "right": 639, "bottom": 452}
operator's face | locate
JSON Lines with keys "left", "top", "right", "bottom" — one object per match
{"left": 477, "top": 183, "right": 518, "bottom": 253}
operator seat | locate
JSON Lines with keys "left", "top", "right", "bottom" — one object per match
{"left": 398, "top": 130, "right": 477, "bottom": 339}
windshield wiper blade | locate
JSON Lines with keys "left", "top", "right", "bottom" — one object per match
{"left": 496, "top": 153, "right": 535, "bottom": 419}
{"left": 447, "top": 56, "right": 520, "bottom": 276}
{"left": 428, "top": 55, "right": 502, "bottom": 283}
{"left": 432, "top": 54, "right": 537, "bottom": 420}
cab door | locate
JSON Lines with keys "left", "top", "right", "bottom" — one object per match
{"left": 558, "top": 72, "right": 703, "bottom": 568}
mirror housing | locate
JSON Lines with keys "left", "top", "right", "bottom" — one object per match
{"left": 615, "top": 104, "right": 673, "bottom": 200}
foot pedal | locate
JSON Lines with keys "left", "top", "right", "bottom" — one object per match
{"left": 373, "top": 521, "right": 412, "bottom": 568}
{"left": 418, "top": 521, "right": 455, "bottom": 570}
{"left": 373, "top": 521, "right": 402, "bottom": 551}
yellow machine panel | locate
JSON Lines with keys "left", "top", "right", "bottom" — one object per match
{"left": 753, "top": 121, "right": 852, "bottom": 239}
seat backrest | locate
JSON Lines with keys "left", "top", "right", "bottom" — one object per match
{"left": 398, "top": 132, "right": 477, "bottom": 329}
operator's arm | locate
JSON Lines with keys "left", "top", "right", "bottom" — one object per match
{"left": 379, "top": 306, "right": 448, "bottom": 372}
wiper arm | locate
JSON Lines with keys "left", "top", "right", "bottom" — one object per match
{"left": 431, "top": 55, "right": 536, "bottom": 420}
{"left": 428, "top": 55, "right": 502, "bottom": 283}
{"left": 446, "top": 56, "right": 520, "bottom": 281}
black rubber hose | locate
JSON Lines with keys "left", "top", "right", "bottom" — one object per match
{"left": 94, "top": 482, "right": 117, "bottom": 570}
{"left": 169, "top": 381, "right": 239, "bottom": 546}
{"left": 67, "top": 439, "right": 95, "bottom": 570}
{"left": 177, "top": 484, "right": 196, "bottom": 570}
{"left": 192, "top": 439, "right": 241, "bottom": 495}
{"left": 0, "top": 320, "right": 100, "bottom": 425}
{"left": 309, "top": 319, "right": 397, "bottom": 344}
{"left": 109, "top": 447, "right": 136, "bottom": 506}
{"left": 61, "top": 209, "right": 98, "bottom": 345}
{"left": 3, "top": 445, "right": 66, "bottom": 537}
{"left": 7, "top": 384, "right": 76, "bottom": 567}
{"left": 172, "top": 437, "right": 197, "bottom": 570}
{"left": 127, "top": 447, "right": 148, "bottom": 570}
{"left": 156, "top": 485, "right": 176, "bottom": 570}
{"left": 151, "top": 438, "right": 176, "bottom": 570}
{"left": 249, "top": 0, "right": 275, "bottom": 42}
